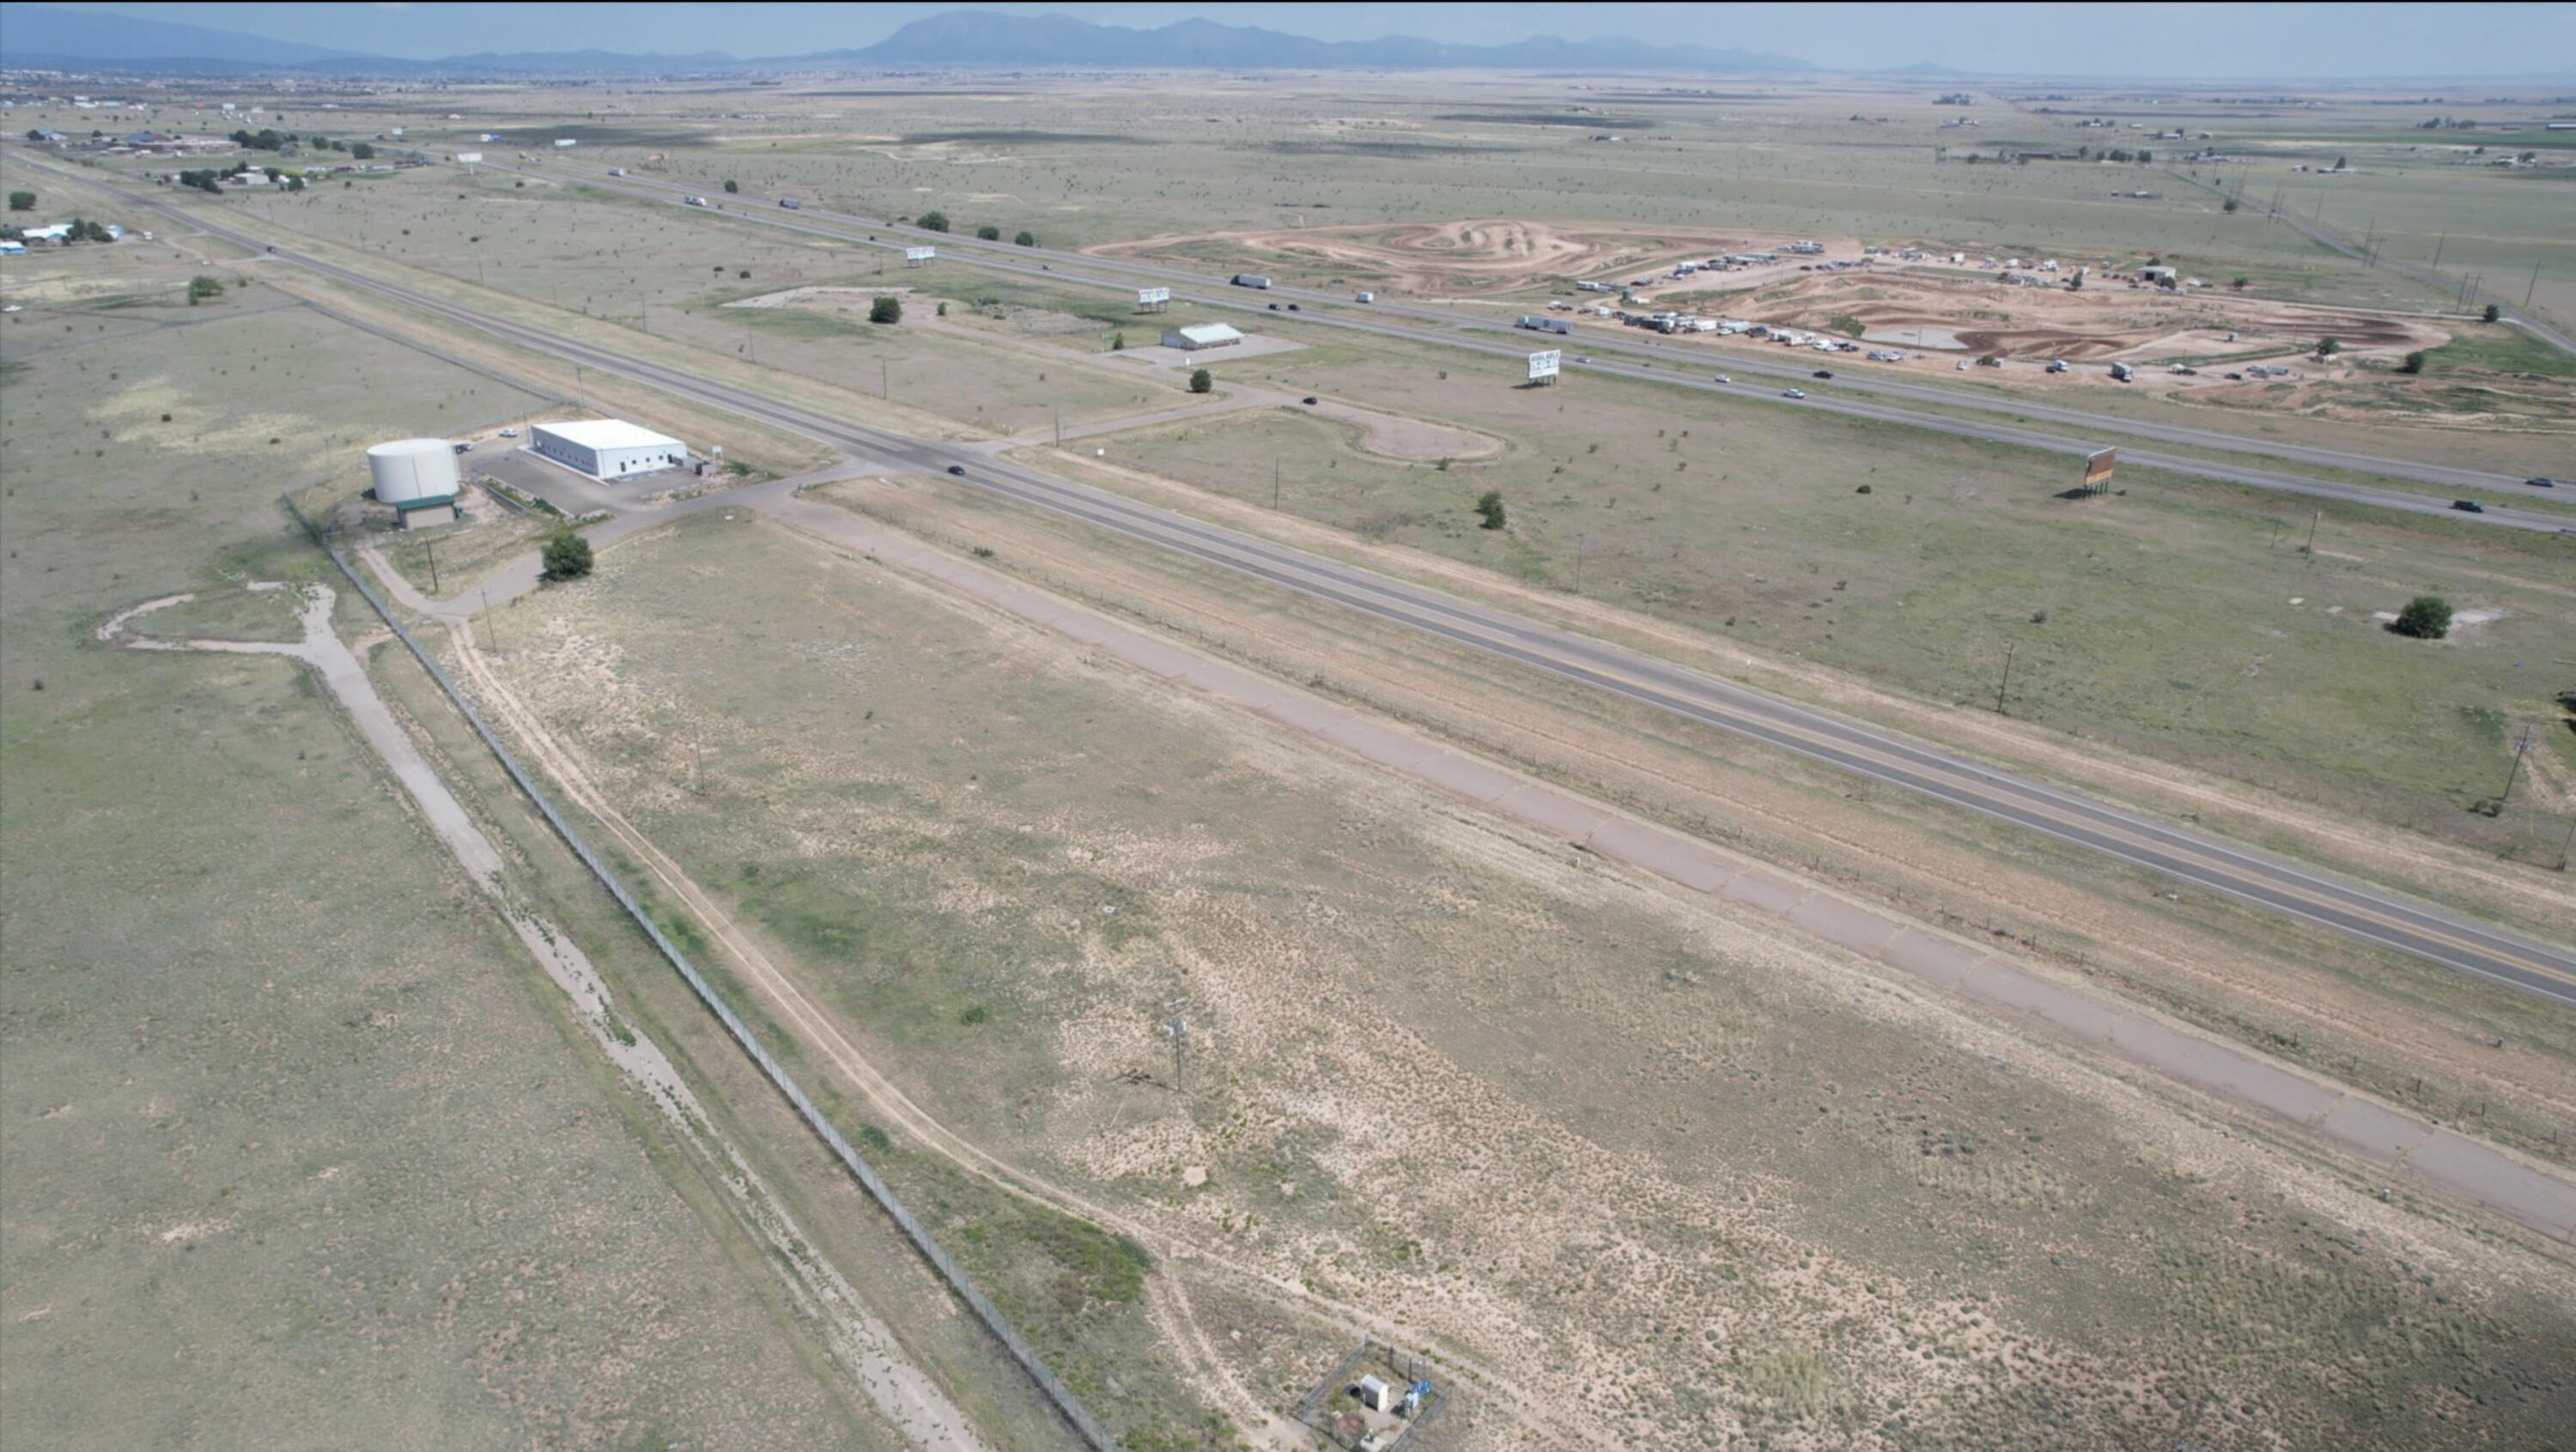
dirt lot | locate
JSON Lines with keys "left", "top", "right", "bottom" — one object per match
{"left": 475, "top": 513, "right": 2576, "bottom": 1450}
{"left": 1091, "top": 219, "right": 1807, "bottom": 295}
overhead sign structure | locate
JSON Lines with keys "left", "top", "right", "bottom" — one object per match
{"left": 1528, "top": 349, "right": 1562, "bottom": 384}
{"left": 905, "top": 246, "right": 937, "bottom": 264}
{"left": 2082, "top": 447, "right": 2117, "bottom": 492}
{"left": 1138, "top": 286, "right": 1172, "bottom": 310}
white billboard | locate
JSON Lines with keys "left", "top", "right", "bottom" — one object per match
{"left": 1528, "top": 349, "right": 1562, "bottom": 382}
{"left": 905, "top": 246, "right": 937, "bottom": 263}
{"left": 1138, "top": 286, "right": 1172, "bottom": 307}
{"left": 453, "top": 151, "right": 483, "bottom": 164}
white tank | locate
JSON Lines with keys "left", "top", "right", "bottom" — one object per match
{"left": 368, "top": 438, "right": 462, "bottom": 505}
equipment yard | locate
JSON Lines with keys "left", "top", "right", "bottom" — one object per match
{"left": 5, "top": 14, "right": 2573, "bottom": 1451}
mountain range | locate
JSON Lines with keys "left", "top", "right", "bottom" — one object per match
{"left": 0, "top": 5, "right": 1816, "bottom": 76}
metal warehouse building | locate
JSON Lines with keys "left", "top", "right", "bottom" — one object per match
{"left": 531, "top": 419, "right": 689, "bottom": 479}
{"left": 1161, "top": 323, "right": 1243, "bottom": 350}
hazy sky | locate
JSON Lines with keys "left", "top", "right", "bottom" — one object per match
{"left": 33, "top": 1, "right": 2576, "bottom": 77}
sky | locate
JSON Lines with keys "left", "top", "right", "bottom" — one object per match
{"left": 27, "top": 1, "right": 2576, "bottom": 77}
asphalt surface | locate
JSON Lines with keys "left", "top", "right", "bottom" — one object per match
{"left": 512, "top": 158, "right": 2576, "bottom": 527}
{"left": 51, "top": 161, "right": 2576, "bottom": 1007}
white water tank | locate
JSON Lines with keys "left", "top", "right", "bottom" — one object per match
{"left": 368, "top": 438, "right": 462, "bottom": 505}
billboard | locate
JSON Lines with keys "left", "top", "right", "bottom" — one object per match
{"left": 1138, "top": 286, "right": 1172, "bottom": 307}
{"left": 2082, "top": 447, "right": 2116, "bottom": 491}
{"left": 1528, "top": 349, "right": 1562, "bottom": 382}
{"left": 905, "top": 246, "right": 937, "bottom": 263}
{"left": 453, "top": 152, "right": 483, "bottom": 164}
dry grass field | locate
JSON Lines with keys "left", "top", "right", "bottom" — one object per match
{"left": 476, "top": 513, "right": 2576, "bottom": 1450}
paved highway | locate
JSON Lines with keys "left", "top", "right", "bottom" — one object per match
{"left": 513, "top": 158, "right": 2576, "bottom": 523}
{"left": 57, "top": 161, "right": 2576, "bottom": 1005}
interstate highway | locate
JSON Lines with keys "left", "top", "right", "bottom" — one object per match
{"left": 514, "top": 157, "right": 2576, "bottom": 524}
{"left": 52, "top": 159, "right": 2576, "bottom": 1005}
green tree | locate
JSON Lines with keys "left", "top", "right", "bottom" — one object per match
{"left": 349, "top": 142, "right": 374, "bottom": 160}
{"left": 2230, "top": 276, "right": 2250, "bottom": 291}
{"left": 2317, "top": 336, "right": 2341, "bottom": 356}
{"left": 5, "top": 190, "right": 33, "bottom": 211}
{"left": 2390, "top": 595, "right": 2451, "bottom": 640}
{"left": 936, "top": 301, "right": 948, "bottom": 316}
{"left": 917, "top": 210, "right": 950, "bottom": 233}
{"left": 1109, "top": 331, "right": 1126, "bottom": 350}
{"left": 187, "top": 275, "right": 225, "bottom": 305}
{"left": 1188, "top": 368, "right": 1213, "bottom": 394}
{"left": 1014, "top": 230, "right": 1036, "bottom": 246}
{"left": 2482, "top": 302, "right": 2501, "bottom": 323}
{"left": 1474, "top": 490, "right": 1507, "bottom": 530}
{"left": 868, "top": 295, "right": 902, "bottom": 324}
{"left": 2222, "top": 194, "right": 2239, "bottom": 213}
{"left": 722, "top": 179, "right": 739, "bottom": 193}
{"left": 2398, "top": 350, "right": 2425, "bottom": 374}
{"left": 542, "top": 530, "right": 594, "bottom": 580}
{"left": 975, "top": 223, "right": 1000, "bottom": 240}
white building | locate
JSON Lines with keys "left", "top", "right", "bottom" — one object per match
{"left": 1161, "top": 323, "right": 1243, "bottom": 350}
{"left": 531, "top": 419, "right": 689, "bottom": 478}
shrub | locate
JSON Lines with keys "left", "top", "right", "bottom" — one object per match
{"left": 1014, "top": 230, "right": 1036, "bottom": 246}
{"left": 1188, "top": 368, "right": 1212, "bottom": 394}
{"left": 721, "top": 179, "right": 738, "bottom": 193}
{"left": 187, "top": 274, "right": 225, "bottom": 304}
{"left": 6, "top": 190, "right": 33, "bottom": 212}
{"left": 1474, "top": 490, "right": 1507, "bottom": 530}
{"left": 868, "top": 295, "right": 902, "bottom": 325}
{"left": 917, "top": 210, "right": 950, "bottom": 233}
{"left": 2482, "top": 302, "right": 2501, "bottom": 323}
{"left": 2399, "top": 351, "right": 2425, "bottom": 375}
{"left": 542, "top": 530, "right": 594, "bottom": 580}
{"left": 975, "top": 224, "right": 1000, "bottom": 240}
{"left": 2390, "top": 595, "right": 2451, "bottom": 640}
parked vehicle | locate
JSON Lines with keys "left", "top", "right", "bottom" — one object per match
{"left": 499, "top": 428, "right": 518, "bottom": 437}
{"left": 2451, "top": 499, "right": 2486, "bottom": 513}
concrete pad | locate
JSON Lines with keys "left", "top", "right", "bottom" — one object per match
{"left": 1583, "top": 817, "right": 1735, "bottom": 894}
{"left": 1488, "top": 783, "right": 1615, "bottom": 842}
{"left": 1719, "top": 868, "right": 1811, "bottom": 919}
{"left": 2409, "top": 1133, "right": 2576, "bottom": 1244}
{"left": 1405, "top": 750, "right": 1524, "bottom": 806}
{"left": 1965, "top": 963, "right": 2126, "bottom": 1042}
{"left": 2111, "top": 1018, "right": 2345, "bottom": 1124}
{"left": 1124, "top": 335, "right": 1307, "bottom": 369}
{"left": 1880, "top": 929, "right": 1987, "bottom": 992}
{"left": 1788, "top": 893, "right": 1902, "bottom": 959}
{"left": 2317, "top": 1096, "right": 2436, "bottom": 1165}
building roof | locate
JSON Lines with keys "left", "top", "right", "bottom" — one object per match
{"left": 532, "top": 418, "right": 685, "bottom": 451}
{"left": 1170, "top": 323, "right": 1243, "bottom": 345}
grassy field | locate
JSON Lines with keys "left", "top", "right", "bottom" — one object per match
{"left": 0, "top": 289, "right": 890, "bottom": 1443}
{"left": 481, "top": 512, "right": 2576, "bottom": 1450}
{"left": 1071, "top": 331, "right": 2576, "bottom": 865}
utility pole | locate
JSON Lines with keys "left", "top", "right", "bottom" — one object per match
{"left": 2497, "top": 726, "right": 2534, "bottom": 809}
{"left": 480, "top": 586, "right": 497, "bottom": 649}
{"left": 2527, "top": 258, "right": 2543, "bottom": 308}
{"left": 1994, "top": 641, "right": 2017, "bottom": 715}
{"left": 1163, "top": 998, "right": 1191, "bottom": 1096}
{"left": 2429, "top": 232, "right": 2445, "bottom": 271}
{"left": 422, "top": 534, "right": 440, "bottom": 595}
{"left": 2303, "top": 509, "right": 2321, "bottom": 558}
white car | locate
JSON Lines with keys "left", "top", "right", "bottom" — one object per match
{"left": 1783, "top": 387, "right": 1807, "bottom": 399}
{"left": 1574, "top": 355, "right": 1591, "bottom": 364}
{"left": 498, "top": 428, "right": 519, "bottom": 437}
{"left": 1711, "top": 374, "right": 1730, "bottom": 384}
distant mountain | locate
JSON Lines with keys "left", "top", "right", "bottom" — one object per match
{"left": 0, "top": 4, "right": 364, "bottom": 66}
{"left": 0, "top": 3, "right": 1813, "bottom": 77}
{"left": 828, "top": 11, "right": 1814, "bottom": 72}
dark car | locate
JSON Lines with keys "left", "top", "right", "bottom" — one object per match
{"left": 946, "top": 465, "right": 966, "bottom": 477}
{"left": 2451, "top": 499, "right": 2485, "bottom": 513}
{"left": 1812, "top": 369, "right": 1833, "bottom": 380}
{"left": 1302, "top": 396, "right": 1318, "bottom": 405}
{"left": 1267, "top": 302, "right": 1280, "bottom": 311}
{"left": 1286, "top": 303, "right": 1301, "bottom": 311}
{"left": 2527, "top": 477, "right": 2560, "bottom": 489}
